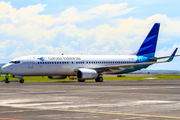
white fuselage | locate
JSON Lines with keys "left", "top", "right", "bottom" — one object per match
{"left": 2, "top": 55, "right": 141, "bottom": 76}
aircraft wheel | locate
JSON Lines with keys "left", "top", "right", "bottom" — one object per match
{"left": 19, "top": 79, "right": 24, "bottom": 83}
{"left": 99, "top": 77, "right": 103, "bottom": 82}
{"left": 5, "top": 80, "right": 10, "bottom": 83}
{"left": 95, "top": 77, "right": 103, "bottom": 82}
{"left": 78, "top": 79, "right": 85, "bottom": 82}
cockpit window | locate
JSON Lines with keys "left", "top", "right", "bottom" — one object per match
{"left": 9, "top": 61, "right": 20, "bottom": 64}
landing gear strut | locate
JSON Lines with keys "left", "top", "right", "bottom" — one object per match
{"left": 4, "top": 74, "right": 24, "bottom": 83}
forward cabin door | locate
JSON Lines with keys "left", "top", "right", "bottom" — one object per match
{"left": 28, "top": 58, "right": 34, "bottom": 69}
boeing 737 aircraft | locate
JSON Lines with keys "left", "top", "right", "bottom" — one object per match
{"left": 1, "top": 23, "right": 179, "bottom": 83}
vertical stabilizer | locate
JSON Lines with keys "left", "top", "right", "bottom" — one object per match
{"left": 136, "top": 23, "right": 160, "bottom": 58}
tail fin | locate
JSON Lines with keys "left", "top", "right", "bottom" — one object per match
{"left": 136, "top": 23, "right": 160, "bottom": 58}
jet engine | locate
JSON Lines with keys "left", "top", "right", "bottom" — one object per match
{"left": 76, "top": 68, "right": 98, "bottom": 80}
{"left": 48, "top": 75, "right": 67, "bottom": 79}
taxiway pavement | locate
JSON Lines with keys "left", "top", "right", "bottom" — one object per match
{"left": 1, "top": 80, "right": 180, "bottom": 120}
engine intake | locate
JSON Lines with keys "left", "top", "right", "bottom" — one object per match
{"left": 77, "top": 68, "right": 98, "bottom": 80}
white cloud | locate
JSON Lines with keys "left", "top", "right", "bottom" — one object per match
{"left": 0, "top": 1, "right": 12, "bottom": 15}
{"left": 57, "top": 3, "right": 135, "bottom": 23}
{"left": 1, "top": 1, "right": 180, "bottom": 70}
{"left": 7, "top": 49, "right": 33, "bottom": 59}
{"left": 87, "top": 3, "right": 136, "bottom": 18}
{"left": 70, "top": 41, "right": 78, "bottom": 47}
{"left": 155, "top": 44, "right": 180, "bottom": 57}
{"left": 18, "top": 4, "right": 47, "bottom": 16}
{"left": 0, "top": 2, "right": 135, "bottom": 28}
{"left": 0, "top": 2, "right": 135, "bottom": 46}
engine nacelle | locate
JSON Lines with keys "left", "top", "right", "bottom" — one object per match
{"left": 48, "top": 75, "right": 67, "bottom": 79}
{"left": 77, "top": 68, "right": 98, "bottom": 80}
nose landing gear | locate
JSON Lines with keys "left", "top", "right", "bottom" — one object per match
{"left": 4, "top": 74, "right": 24, "bottom": 83}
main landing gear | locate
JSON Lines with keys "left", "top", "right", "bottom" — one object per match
{"left": 19, "top": 79, "right": 24, "bottom": 83}
{"left": 4, "top": 74, "right": 24, "bottom": 83}
{"left": 78, "top": 79, "right": 85, "bottom": 82}
{"left": 77, "top": 77, "right": 103, "bottom": 82}
{"left": 95, "top": 77, "right": 103, "bottom": 82}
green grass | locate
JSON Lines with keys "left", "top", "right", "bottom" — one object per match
{"left": 0, "top": 75, "right": 72, "bottom": 82}
{"left": 0, "top": 74, "right": 180, "bottom": 82}
{"left": 104, "top": 75, "right": 180, "bottom": 80}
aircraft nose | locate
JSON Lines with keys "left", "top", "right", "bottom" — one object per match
{"left": 1, "top": 64, "right": 10, "bottom": 73}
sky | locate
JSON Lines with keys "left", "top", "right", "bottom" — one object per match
{"left": 0, "top": 0, "right": 180, "bottom": 70}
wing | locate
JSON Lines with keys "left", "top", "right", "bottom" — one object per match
{"left": 73, "top": 48, "right": 178, "bottom": 73}
{"left": 93, "top": 48, "right": 178, "bottom": 73}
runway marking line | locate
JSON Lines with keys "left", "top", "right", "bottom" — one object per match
{"left": 13, "top": 106, "right": 180, "bottom": 119}
{"left": 0, "top": 117, "right": 22, "bottom": 120}
{"left": 1, "top": 87, "right": 180, "bottom": 97}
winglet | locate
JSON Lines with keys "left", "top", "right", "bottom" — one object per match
{"left": 167, "top": 48, "right": 178, "bottom": 62}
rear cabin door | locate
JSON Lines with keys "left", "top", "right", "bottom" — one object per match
{"left": 139, "top": 58, "right": 143, "bottom": 68}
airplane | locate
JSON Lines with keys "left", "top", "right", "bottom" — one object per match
{"left": 1, "top": 23, "right": 179, "bottom": 83}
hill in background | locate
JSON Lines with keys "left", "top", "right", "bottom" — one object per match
{"left": 132, "top": 69, "right": 180, "bottom": 74}
{"left": 0, "top": 64, "right": 6, "bottom": 74}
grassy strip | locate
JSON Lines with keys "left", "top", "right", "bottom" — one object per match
{"left": 0, "top": 76, "right": 72, "bottom": 82}
{"left": 0, "top": 75, "right": 180, "bottom": 82}
{"left": 104, "top": 75, "right": 180, "bottom": 80}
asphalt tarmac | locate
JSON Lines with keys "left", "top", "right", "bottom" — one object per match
{"left": 1, "top": 79, "right": 180, "bottom": 120}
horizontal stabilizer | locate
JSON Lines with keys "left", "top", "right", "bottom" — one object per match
{"left": 149, "top": 48, "right": 179, "bottom": 61}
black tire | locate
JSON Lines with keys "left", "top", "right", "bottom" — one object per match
{"left": 95, "top": 77, "right": 103, "bottom": 82}
{"left": 5, "top": 80, "right": 10, "bottom": 83}
{"left": 78, "top": 79, "right": 85, "bottom": 82}
{"left": 99, "top": 77, "right": 103, "bottom": 82}
{"left": 19, "top": 79, "right": 24, "bottom": 83}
